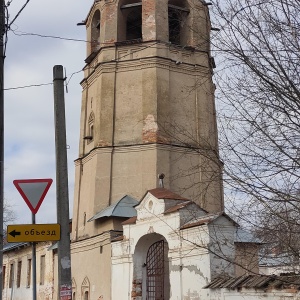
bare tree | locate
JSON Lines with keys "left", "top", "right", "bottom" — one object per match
{"left": 207, "top": 0, "right": 300, "bottom": 267}
{"left": 3, "top": 201, "right": 15, "bottom": 237}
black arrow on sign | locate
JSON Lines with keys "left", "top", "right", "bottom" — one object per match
{"left": 9, "top": 230, "right": 21, "bottom": 238}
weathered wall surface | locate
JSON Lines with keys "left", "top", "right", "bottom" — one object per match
{"left": 111, "top": 193, "right": 237, "bottom": 300}
{"left": 73, "top": 0, "right": 223, "bottom": 241}
{"left": 205, "top": 289, "right": 300, "bottom": 300}
{"left": 2, "top": 242, "right": 54, "bottom": 300}
{"left": 71, "top": 232, "right": 113, "bottom": 300}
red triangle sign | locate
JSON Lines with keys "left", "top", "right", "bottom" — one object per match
{"left": 13, "top": 179, "right": 53, "bottom": 214}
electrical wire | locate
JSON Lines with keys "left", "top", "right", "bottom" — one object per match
{"left": 7, "top": 0, "right": 30, "bottom": 29}
{"left": 4, "top": 82, "right": 52, "bottom": 91}
{"left": 11, "top": 30, "right": 90, "bottom": 44}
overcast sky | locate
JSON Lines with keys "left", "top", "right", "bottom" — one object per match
{"left": 4, "top": 0, "right": 94, "bottom": 226}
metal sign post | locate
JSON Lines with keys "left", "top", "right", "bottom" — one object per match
{"left": 12, "top": 178, "right": 53, "bottom": 300}
{"left": 32, "top": 213, "right": 37, "bottom": 300}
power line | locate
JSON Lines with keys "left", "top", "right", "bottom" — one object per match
{"left": 7, "top": 0, "right": 30, "bottom": 29}
{"left": 11, "top": 30, "right": 90, "bottom": 43}
{"left": 4, "top": 82, "right": 53, "bottom": 91}
{"left": 3, "top": 42, "right": 162, "bottom": 91}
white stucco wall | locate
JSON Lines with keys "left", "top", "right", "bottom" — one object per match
{"left": 111, "top": 193, "right": 238, "bottom": 300}
{"left": 205, "top": 288, "right": 300, "bottom": 300}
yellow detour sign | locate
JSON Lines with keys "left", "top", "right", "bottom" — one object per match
{"left": 7, "top": 224, "right": 61, "bottom": 242}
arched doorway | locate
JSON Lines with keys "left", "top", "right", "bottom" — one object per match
{"left": 132, "top": 233, "right": 170, "bottom": 300}
{"left": 146, "top": 240, "right": 165, "bottom": 299}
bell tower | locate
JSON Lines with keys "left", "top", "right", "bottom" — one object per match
{"left": 72, "top": 0, "right": 223, "bottom": 240}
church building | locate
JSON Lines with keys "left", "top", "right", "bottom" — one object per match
{"left": 71, "top": 0, "right": 224, "bottom": 298}
{"left": 70, "top": 0, "right": 300, "bottom": 300}
{"left": 2, "top": 1, "right": 300, "bottom": 300}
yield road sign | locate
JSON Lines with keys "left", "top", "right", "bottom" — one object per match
{"left": 13, "top": 179, "right": 53, "bottom": 214}
{"left": 7, "top": 224, "right": 60, "bottom": 242}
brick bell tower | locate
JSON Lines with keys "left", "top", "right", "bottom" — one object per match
{"left": 72, "top": 0, "right": 224, "bottom": 240}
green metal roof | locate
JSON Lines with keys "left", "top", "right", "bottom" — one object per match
{"left": 88, "top": 195, "right": 138, "bottom": 222}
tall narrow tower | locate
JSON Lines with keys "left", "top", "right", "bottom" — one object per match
{"left": 72, "top": 0, "right": 223, "bottom": 240}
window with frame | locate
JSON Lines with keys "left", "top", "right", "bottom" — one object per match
{"left": 84, "top": 291, "right": 89, "bottom": 300}
{"left": 27, "top": 258, "right": 32, "bottom": 287}
{"left": 81, "top": 276, "right": 90, "bottom": 300}
{"left": 17, "top": 260, "right": 22, "bottom": 288}
{"left": 40, "top": 255, "right": 45, "bottom": 285}
{"left": 91, "top": 10, "right": 101, "bottom": 52}
{"left": 120, "top": 1, "right": 142, "bottom": 41}
{"left": 126, "top": 7, "right": 142, "bottom": 40}
{"left": 89, "top": 125, "right": 94, "bottom": 140}
{"left": 168, "top": 0, "right": 189, "bottom": 45}
{"left": 72, "top": 277, "right": 77, "bottom": 300}
{"left": 2, "top": 265, "right": 6, "bottom": 289}
{"left": 83, "top": 212, "right": 87, "bottom": 226}
{"left": 86, "top": 111, "right": 95, "bottom": 143}
{"left": 9, "top": 263, "right": 14, "bottom": 288}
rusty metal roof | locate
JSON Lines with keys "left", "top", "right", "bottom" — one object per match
{"left": 122, "top": 216, "right": 137, "bottom": 225}
{"left": 164, "top": 201, "right": 193, "bottom": 214}
{"left": 180, "top": 215, "right": 216, "bottom": 229}
{"left": 180, "top": 212, "right": 238, "bottom": 230}
{"left": 111, "top": 235, "right": 124, "bottom": 242}
{"left": 205, "top": 274, "right": 300, "bottom": 290}
{"left": 147, "top": 188, "right": 189, "bottom": 201}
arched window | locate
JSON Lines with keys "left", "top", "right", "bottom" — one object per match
{"left": 90, "top": 125, "right": 94, "bottom": 139}
{"left": 72, "top": 277, "right": 76, "bottom": 300}
{"left": 84, "top": 291, "right": 89, "bottom": 300}
{"left": 168, "top": 0, "right": 189, "bottom": 45}
{"left": 120, "top": 1, "right": 142, "bottom": 41}
{"left": 91, "top": 10, "right": 101, "bottom": 52}
{"left": 81, "top": 276, "right": 90, "bottom": 300}
{"left": 85, "top": 111, "right": 95, "bottom": 143}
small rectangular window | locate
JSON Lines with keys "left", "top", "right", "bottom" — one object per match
{"left": 9, "top": 263, "right": 14, "bottom": 288}
{"left": 17, "top": 261, "right": 22, "bottom": 288}
{"left": 2, "top": 265, "right": 6, "bottom": 289}
{"left": 27, "top": 259, "right": 32, "bottom": 287}
{"left": 40, "top": 255, "right": 45, "bottom": 285}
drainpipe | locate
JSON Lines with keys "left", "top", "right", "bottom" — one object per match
{"left": 75, "top": 161, "right": 83, "bottom": 241}
{"left": 108, "top": 45, "right": 118, "bottom": 206}
{"left": 51, "top": 247, "right": 55, "bottom": 300}
{"left": 179, "top": 230, "right": 183, "bottom": 299}
{"left": 75, "top": 76, "right": 88, "bottom": 240}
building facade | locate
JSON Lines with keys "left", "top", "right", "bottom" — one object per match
{"left": 2, "top": 241, "right": 58, "bottom": 300}
{"left": 71, "top": 0, "right": 224, "bottom": 299}
{"left": 3, "top": 1, "right": 300, "bottom": 300}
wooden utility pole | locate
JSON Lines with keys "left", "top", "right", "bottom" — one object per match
{"left": 0, "top": 1, "right": 5, "bottom": 300}
{"left": 53, "top": 65, "right": 72, "bottom": 300}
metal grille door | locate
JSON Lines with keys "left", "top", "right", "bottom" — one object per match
{"left": 146, "top": 240, "right": 165, "bottom": 300}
